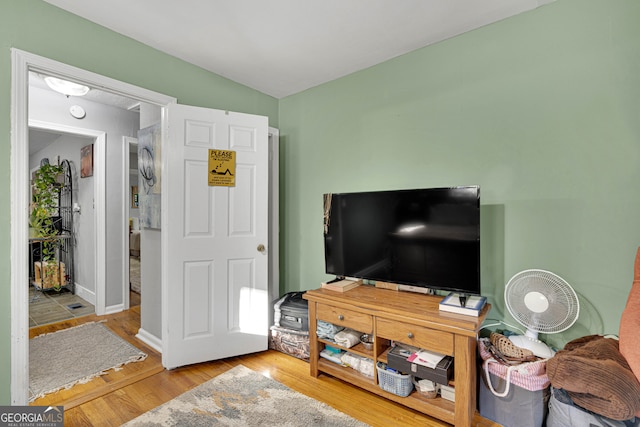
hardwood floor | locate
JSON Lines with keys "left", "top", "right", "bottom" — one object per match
{"left": 29, "top": 296, "right": 160, "bottom": 410}
{"left": 30, "top": 302, "right": 499, "bottom": 427}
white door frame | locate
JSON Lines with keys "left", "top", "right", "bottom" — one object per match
{"left": 267, "top": 128, "right": 280, "bottom": 327}
{"left": 28, "top": 120, "right": 106, "bottom": 312}
{"left": 10, "top": 49, "right": 176, "bottom": 405}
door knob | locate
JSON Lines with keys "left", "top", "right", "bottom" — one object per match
{"left": 257, "top": 244, "right": 266, "bottom": 253}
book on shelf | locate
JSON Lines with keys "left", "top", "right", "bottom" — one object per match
{"left": 439, "top": 292, "right": 486, "bottom": 317}
{"left": 321, "top": 278, "right": 362, "bottom": 292}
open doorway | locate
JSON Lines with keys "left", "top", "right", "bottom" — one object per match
{"left": 28, "top": 127, "right": 97, "bottom": 326}
{"left": 11, "top": 49, "right": 177, "bottom": 405}
{"left": 28, "top": 69, "right": 145, "bottom": 321}
{"left": 12, "top": 49, "right": 279, "bottom": 406}
{"left": 26, "top": 73, "right": 149, "bottom": 402}
{"left": 125, "top": 137, "right": 141, "bottom": 309}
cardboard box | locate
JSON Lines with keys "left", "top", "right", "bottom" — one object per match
{"left": 34, "top": 261, "right": 65, "bottom": 289}
{"left": 387, "top": 345, "right": 454, "bottom": 385}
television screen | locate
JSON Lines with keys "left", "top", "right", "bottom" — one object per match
{"left": 323, "top": 186, "right": 480, "bottom": 295}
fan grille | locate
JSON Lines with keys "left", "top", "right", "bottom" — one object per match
{"left": 505, "top": 269, "right": 579, "bottom": 334}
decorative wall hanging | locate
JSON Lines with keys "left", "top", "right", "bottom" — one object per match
{"left": 138, "top": 124, "right": 161, "bottom": 229}
{"left": 80, "top": 144, "right": 93, "bottom": 178}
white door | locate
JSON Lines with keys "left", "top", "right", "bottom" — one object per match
{"left": 163, "top": 104, "right": 269, "bottom": 369}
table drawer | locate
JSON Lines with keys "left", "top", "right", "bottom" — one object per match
{"left": 316, "top": 303, "right": 373, "bottom": 332}
{"left": 377, "top": 318, "right": 454, "bottom": 355}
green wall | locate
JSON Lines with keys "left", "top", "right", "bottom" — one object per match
{"left": 278, "top": 0, "right": 640, "bottom": 350}
{"left": 0, "top": 1, "right": 278, "bottom": 404}
{"left": 3, "top": 0, "right": 640, "bottom": 406}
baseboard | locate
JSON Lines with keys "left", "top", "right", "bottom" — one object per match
{"left": 74, "top": 283, "right": 96, "bottom": 305}
{"left": 136, "top": 328, "right": 162, "bottom": 353}
{"left": 104, "top": 303, "right": 125, "bottom": 315}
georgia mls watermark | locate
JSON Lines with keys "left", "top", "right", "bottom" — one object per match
{"left": 0, "top": 406, "right": 63, "bottom": 427}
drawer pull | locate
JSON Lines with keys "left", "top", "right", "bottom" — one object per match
{"left": 407, "top": 332, "right": 414, "bottom": 339}
{"left": 317, "top": 304, "right": 372, "bottom": 331}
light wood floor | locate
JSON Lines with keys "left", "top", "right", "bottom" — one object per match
{"left": 30, "top": 302, "right": 499, "bottom": 427}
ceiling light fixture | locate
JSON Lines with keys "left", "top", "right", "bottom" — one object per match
{"left": 44, "top": 76, "right": 90, "bottom": 97}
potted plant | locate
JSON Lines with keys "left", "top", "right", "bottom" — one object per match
{"left": 30, "top": 162, "right": 64, "bottom": 290}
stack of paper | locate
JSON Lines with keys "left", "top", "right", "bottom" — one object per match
{"left": 407, "top": 349, "right": 446, "bottom": 369}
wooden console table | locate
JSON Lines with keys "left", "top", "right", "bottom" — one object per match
{"left": 304, "top": 285, "right": 490, "bottom": 427}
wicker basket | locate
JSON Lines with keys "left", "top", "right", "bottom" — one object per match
{"left": 376, "top": 362, "right": 413, "bottom": 397}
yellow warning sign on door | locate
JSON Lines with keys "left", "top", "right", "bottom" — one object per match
{"left": 208, "top": 149, "right": 236, "bottom": 187}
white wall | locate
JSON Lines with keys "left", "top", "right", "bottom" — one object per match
{"left": 139, "top": 104, "right": 162, "bottom": 340}
{"left": 30, "top": 134, "right": 95, "bottom": 299}
{"left": 29, "top": 85, "right": 140, "bottom": 307}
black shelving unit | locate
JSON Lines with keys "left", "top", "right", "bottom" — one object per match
{"left": 29, "top": 159, "right": 75, "bottom": 297}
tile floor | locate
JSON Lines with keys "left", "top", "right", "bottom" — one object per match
{"left": 29, "top": 287, "right": 95, "bottom": 327}
{"left": 29, "top": 260, "right": 141, "bottom": 327}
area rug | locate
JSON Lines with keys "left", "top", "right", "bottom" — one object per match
{"left": 130, "top": 256, "right": 141, "bottom": 294}
{"left": 29, "top": 321, "right": 147, "bottom": 401}
{"left": 122, "top": 365, "right": 369, "bottom": 426}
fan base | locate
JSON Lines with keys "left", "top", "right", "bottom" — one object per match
{"left": 509, "top": 335, "right": 555, "bottom": 359}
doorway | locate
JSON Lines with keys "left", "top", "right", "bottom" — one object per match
{"left": 125, "top": 137, "right": 141, "bottom": 309}
{"left": 11, "top": 49, "right": 279, "bottom": 405}
{"left": 28, "top": 126, "right": 97, "bottom": 326}
{"left": 11, "top": 49, "right": 177, "bottom": 405}
{"left": 26, "top": 71, "right": 149, "bottom": 402}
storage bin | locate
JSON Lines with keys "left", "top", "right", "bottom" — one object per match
{"left": 269, "top": 325, "right": 309, "bottom": 361}
{"left": 376, "top": 362, "right": 413, "bottom": 397}
{"left": 546, "top": 387, "right": 637, "bottom": 427}
{"left": 413, "top": 378, "right": 438, "bottom": 399}
{"left": 387, "top": 345, "right": 453, "bottom": 385}
{"left": 480, "top": 371, "right": 549, "bottom": 427}
{"left": 478, "top": 337, "right": 550, "bottom": 427}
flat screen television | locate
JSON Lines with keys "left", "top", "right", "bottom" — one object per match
{"left": 323, "top": 186, "right": 480, "bottom": 295}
